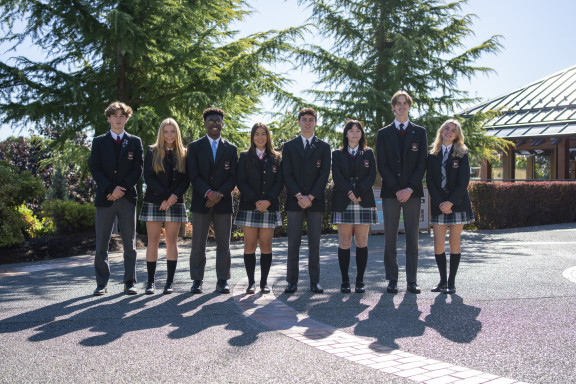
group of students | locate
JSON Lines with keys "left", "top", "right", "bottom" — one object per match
{"left": 89, "top": 89, "right": 473, "bottom": 297}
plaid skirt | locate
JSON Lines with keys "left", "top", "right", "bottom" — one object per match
{"left": 235, "top": 209, "right": 282, "bottom": 229}
{"left": 139, "top": 202, "right": 188, "bottom": 223}
{"left": 431, "top": 210, "right": 475, "bottom": 225}
{"left": 331, "top": 202, "right": 379, "bottom": 225}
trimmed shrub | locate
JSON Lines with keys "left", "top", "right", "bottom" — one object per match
{"left": 469, "top": 181, "right": 576, "bottom": 229}
{"left": 0, "top": 161, "right": 45, "bottom": 247}
{"left": 42, "top": 200, "right": 96, "bottom": 233}
{"left": 16, "top": 204, "right": 57, "bottom": 238}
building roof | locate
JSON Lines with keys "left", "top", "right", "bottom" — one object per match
{"left": 460, "top": 65, "right": 576, "bottom": 140}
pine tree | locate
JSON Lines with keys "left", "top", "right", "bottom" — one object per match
{"left": 0, "top": 1, "right": 302, "bottom": 149}
{"left": 296, "top": 0, "right": 503, "bottom": 145}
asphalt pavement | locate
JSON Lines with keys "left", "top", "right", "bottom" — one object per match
{"left": 0, "top": 222, "right": 575, "bottom": 383}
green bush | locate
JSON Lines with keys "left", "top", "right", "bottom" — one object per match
{"left": 16, "top": 204, "right": 57, "bottom": 238}
{"left": 469, "top": 181, "right": 576, "bottom": 229}
{"left": 42, "top": 200, "right": 96, "bottom": 233}
{"left": 0, "top": 161, "right": 45, "bottom": 247}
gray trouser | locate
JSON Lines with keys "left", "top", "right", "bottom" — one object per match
{"left": 189, "top": 210, "right": 232, "bottom": 282}
{"left": 94, "top": 198, "right": 137, "bottom": 287}
{"left": 382, "top": 197, "right": 421, "bottom": 282}
{"left": 286, "top": 210, "right": 322, "bottom": 285}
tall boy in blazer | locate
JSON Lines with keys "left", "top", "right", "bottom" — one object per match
{"left": 282, "top": 108, "right": 331, "bottom": 293}
{"left": 89, "top": 101, "right": 144, "bottom": 295}
{"left": 187, "top": 107, "right": 237, "bottom": 294}
{"left": 376, "top": 90, "right": 427, "bottom": 294}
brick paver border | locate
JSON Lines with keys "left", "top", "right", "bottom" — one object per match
{"left": 233, "top": 263, "right": 532, "bottom": 384}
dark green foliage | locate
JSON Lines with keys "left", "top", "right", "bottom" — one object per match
{"left": 0, "top": 136, "right": 96, "bottom": 203}
{"left": 296, "top": 0, "right": 503, "bottom": 147}
{"left": 0, "top": 0, "right": 303, "bottom": 152}
{"left": 469, "top": 182, "right": 576, "bottom": 229}
{"left": 0, "top": 161, "right": 45, "bottom": 246}
{"left": 47, "top": 165, "right": 68, "bottom": 201}
{"left": 41, "top": 200, "right": 96, "bottom": 233}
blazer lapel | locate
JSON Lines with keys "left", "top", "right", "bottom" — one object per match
{"left": 305, "top": 136, "right": 319, "bottom": 159}
{"left": 295, "top": 137, "right": 306, "bottom": 159}
{"left": 118, "top": 132, "right": 131, "bottom": 161}
{"left": 214, "top": 138, "right": 226, "bottom": 165}
{"left": 403, "top": 123, "right": 415, "bottom": 157}
{"left": 387, "top": 125, "right": 401, "bottom": 159}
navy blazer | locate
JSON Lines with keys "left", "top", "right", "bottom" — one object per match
{"left": 376, "top": 122, "right": 428, "bottom": 199}
{"left": 89, "top": 131, "right": 143, "bottom": 207}
{"left": 426, "top": 149, "right": 472, "bottom": 216}
{"left": 282, "top": 136, "right": 331, "bottom": 212}
{"left": 186, "top": 136, "right": 237, "bottom": 214}
{"left": 237, "top": 151, "right": 283, "bottom": 212}
{"left": 142, "top": 147, "right": 190, "bottom": 204}
{"left": 331, "top": 148, "right": 376, "bottom": 211}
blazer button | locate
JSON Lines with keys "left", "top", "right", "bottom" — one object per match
{"left": 263, "top": 171, "right": 266, "bottom": 174}
{"left": 114, "top": 170, "right": 117, "bottom": 174}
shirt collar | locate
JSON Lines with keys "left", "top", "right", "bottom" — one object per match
{"left": 301, "top": 134, "right": 314, "bottom": 146}
{"left": 110, "top": 130, "right": 124, "bottom": 141}
{"left": 442, "top": 144, "right": 452, "bottom": 154}
{"left": 348, "top": 145, "right": 359, "bottom": 155}
{"left": 206, "top": 135, "right": 221, "bottom": 146}
{"left": 256, "top": 148, "right": 265, "bottom": 158}
{"left": 394, "top": 120, "right": 410, "bottom": 130}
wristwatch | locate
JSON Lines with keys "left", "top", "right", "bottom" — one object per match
{"left": 407, "top": 187, "right": 413, "bottom": 193}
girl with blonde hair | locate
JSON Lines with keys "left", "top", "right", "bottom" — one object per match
{"left": 426, "top": 119, "right": 474, "bottom": 294}
{"left": 139, "top": 118, "right": 189, "bottom": 294}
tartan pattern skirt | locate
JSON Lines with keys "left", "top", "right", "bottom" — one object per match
{"left": 139, "top": 202, "right": 188, "bottom": 223}
{"left": 331, "top": 202, "right": 379, "bottom": 225}
{"left": 235, "top": 209, "right": 282, "bottom": 228}
{"left": 431, "top": 210, "right": 475, "bottom": 225}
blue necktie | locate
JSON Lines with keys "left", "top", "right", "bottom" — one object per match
{"left": 212, "top": 140, "right": 217, "bottom": 161}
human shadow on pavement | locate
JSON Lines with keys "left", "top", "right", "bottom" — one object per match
{"left": 0, "top": 287, "right": 264, "bottom": 348}
{"left": 424, "top": 294, "right": 482, "bottom": 343}
{"left": 354, "top": 293, "right": 425, "bottom": 349}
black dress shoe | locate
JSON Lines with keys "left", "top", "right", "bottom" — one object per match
{"left": 124, "top": 281, "right": 138, "bottom": 295}
{"left": 442, "top": 286, "right": 456, "bottom": 294}
{"left": 340, "top": 282, "right": 351, "bottom": 293}
{"left": 246, "top": 282, "right": 256, "bottom": 294}
{"left": 387, "top": 280, "right": 398, "bottom": 294}
{"left": 310, "top": 283, "right": 324, "bottom": 293}
{"left": 145, "top": 282, "right": 155, "bottom": 294}
{"left": 260, "top": 284, "right": 271, "bottom": 294}
{"left": 190, "top": 280, "right": 203, "bottom": 294}
{"left": 93, "top": 286, "right": 107, "bottom": 296}
{"left": 355, "top": 282, "right": 365, "bottom": 293}
{"left": 407, "top": 282, "right": 421, "bottom": 294}
{"left": 216, "top": 280, "right": 230, "bottom": 294}
{"left": 163, "top": 282, "right": 174, "bottom": 294}
{"left": 431, "top": 282, "right": 447, "bottom": 292}
{"left": 284, "top": 283, "right": 297, "bottom": 293}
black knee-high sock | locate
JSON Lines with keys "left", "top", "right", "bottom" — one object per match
{"left": 147, "top": 261, "right": 157, "bottom": 283}
{"left": 260, "top": 253, "right": 272, "bottom": 287}
{"left": 448, "top": 253, "right": 461, "bottom": 288}
{"left": 338, "top": 248, "right": 351, "bottom": 283}
{"left": 244, "top": 253, "right": 256, "bottom": 284}
{"left": 435, "top": 253, "right": 447, "bottom": 285}
{"left": 355, "top": 246, "right": 368, "bottom": 283}
{"left": 166, "top": 260, "right": 177, "bottom": 283}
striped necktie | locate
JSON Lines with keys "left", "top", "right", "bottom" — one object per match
{"left": 441, "top": 148, "right": 449, "bottom": 191}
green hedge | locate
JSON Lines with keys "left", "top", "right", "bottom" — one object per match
{"left": 469, "top": 181, "right": 576, "bottom": 229}
{"left": 42, "top": 200, "right": 96, "bottom": 233}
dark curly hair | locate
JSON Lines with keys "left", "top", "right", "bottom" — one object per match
{"left": 297, "top": 107, "right": 317, "bottom": 121}
{"left": 202, "top": 107, "right": 225, "bottom": 120}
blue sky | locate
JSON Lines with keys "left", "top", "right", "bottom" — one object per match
{"left": 1, "top": 0, "right": 575, "bottom": 139}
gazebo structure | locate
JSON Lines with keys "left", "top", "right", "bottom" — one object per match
{"left": 461, "top": 65, "right": 576, "bottom": 180}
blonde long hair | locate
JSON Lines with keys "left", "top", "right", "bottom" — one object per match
{"left": 151, "top": 118, "right": 186, "bottom": 173}
{"left": 430, "top": 119, "right": 468, "bottom": 158}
